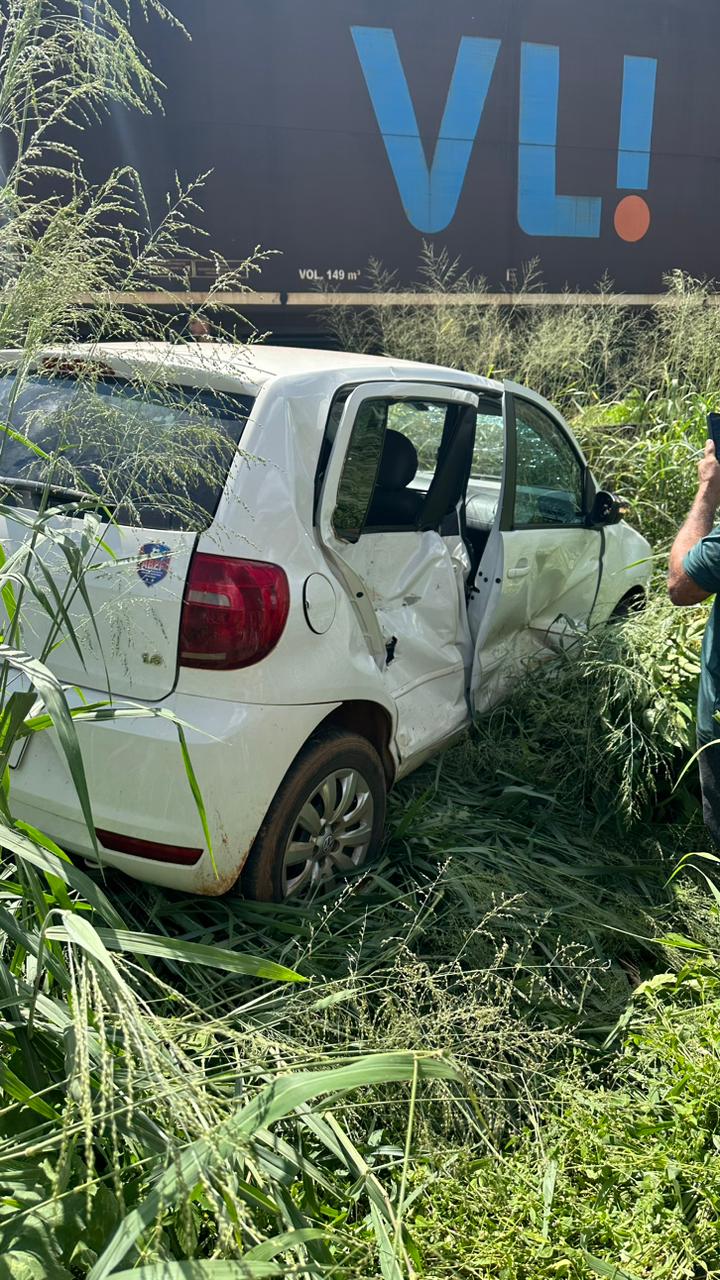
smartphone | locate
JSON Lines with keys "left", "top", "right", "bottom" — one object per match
{"left": 708, "top": 413, "right": 720, "bottom": 454}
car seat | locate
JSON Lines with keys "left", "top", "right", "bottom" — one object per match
{"left": 366, "top": 429, "right": 425, "bottom": 528}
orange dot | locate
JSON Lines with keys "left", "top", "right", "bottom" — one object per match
{"left": 614, "top": 195, "right": 651, "bottom": 243}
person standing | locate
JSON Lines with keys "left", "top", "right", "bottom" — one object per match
{"left": 669, "top": 439, "right": 720, "bottom": 844}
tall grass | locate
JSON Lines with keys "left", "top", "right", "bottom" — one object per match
{"left": 326, "top": 248, "right": 720, "bottom": 413}
{"left": 323, "top": 248, "right": 638, "bottom": 406}
{"left": 318, "top": 255, "right": 720, "bottom": 1276}
{"left": 102, "top": 597, "right": 719, "bottom": 1278}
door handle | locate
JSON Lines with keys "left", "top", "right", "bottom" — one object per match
{"left": 507, "top": 559, "right": 530, "bottom": 580}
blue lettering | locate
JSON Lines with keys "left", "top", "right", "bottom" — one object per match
{"left": 518, "top": 43, "right": 602, "bottom": 238}
{"left": 617, "top": 55, "right": 657, "bottom": 190}
{"left": 351, "top": 26, "right": 500, "bottom": 234}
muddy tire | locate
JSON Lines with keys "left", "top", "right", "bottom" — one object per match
{"left": 241, "top": 729, "right": 387, "bottom": 903}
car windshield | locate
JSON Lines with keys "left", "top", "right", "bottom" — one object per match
{"left": 0, "top": 373, "right": 255, "bottom": 531}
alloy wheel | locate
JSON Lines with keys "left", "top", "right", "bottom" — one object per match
{"left": 282, "top": 767, "right": 375, "bottom": 899}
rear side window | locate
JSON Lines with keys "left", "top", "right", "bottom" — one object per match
{"left": 333, "top": 400, "right": 385, "bottom": 541}
{"left": 332, "top": 397, "right": 456, "bottom": 540}
{"left": 0, "top": 374, "right": 255, "bottom": 531}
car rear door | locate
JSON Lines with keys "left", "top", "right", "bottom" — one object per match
{"left": 469, "top": 385, "right": 602, "bottom": 711}
{"left": 317, "top": 380, "right": 479, "bottom": 763}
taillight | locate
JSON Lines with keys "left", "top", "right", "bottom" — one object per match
{"left": 179, "top": 553, "right": 290, "bottom": 671}
{"left": 96, "top": 828, "right": 203, "bottom": 866}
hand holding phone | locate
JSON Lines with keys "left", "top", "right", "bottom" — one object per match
{"left": 701, "top": 418, "right": 720, "bottom": 504}
{"left": 708, "top": 413, "right": 720, "bottom": 455}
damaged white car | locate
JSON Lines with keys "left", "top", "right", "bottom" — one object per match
{"left": 1, "top": 344, "right": 650, "bottom": 900}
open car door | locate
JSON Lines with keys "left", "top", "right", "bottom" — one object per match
{"left": 317, "top": 381, "right": 479, "bottom": 766}
{"left": 469, "top": 385, "right": 603, "bottom": 713}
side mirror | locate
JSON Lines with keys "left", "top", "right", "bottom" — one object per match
{"left": 587, "top": 489, "right": 628, "bottom": 528}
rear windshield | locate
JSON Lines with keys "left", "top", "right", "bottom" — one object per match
{"left": 0, "top": 374, "right": 255, "bottom": 531}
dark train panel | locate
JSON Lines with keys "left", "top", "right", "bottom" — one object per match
{"left": 85, "top": 0, "right": 720, "bottom": 296}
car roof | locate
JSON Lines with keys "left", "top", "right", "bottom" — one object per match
{"left": 0, "top": 342, "right": 504, "bottom": 398}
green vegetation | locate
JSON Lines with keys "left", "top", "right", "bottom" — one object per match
{"left": 319, "top": 254, "right": 720, "bottom": 1276}
{"left": 0, "top": 5, "right": 459, "bottom": 1277}
{"left": 89, "top": 597, "right": 715, "bottom": 1279}
{"left": 2, "top": 5, "right": 720, "bottom": 1278}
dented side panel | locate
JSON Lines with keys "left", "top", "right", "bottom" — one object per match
{"left": 338, "top": 530, "right": 471, "bottom": 759}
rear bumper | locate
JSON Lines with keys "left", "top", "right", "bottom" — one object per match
{"left": 10, "top": 693, "right": 336, "bottom": 895}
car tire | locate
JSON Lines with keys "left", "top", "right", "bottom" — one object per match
{"left": 609, "top": 589, "right": 647, "bottom": 621}
{"left": 241, "top": 728, "right": 387, "bottom": 903}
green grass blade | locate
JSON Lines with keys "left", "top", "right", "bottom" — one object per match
{"left": 54, "top": 911, "right": 133, "bottom": 998}
{"left": 0, "top": 904, "right": 70, "bottom": 991}
{"left": 0, "top": 645, "right": 99, "bottom": 860}
{"left": 243, "top": 1229, "right": 327, "bottom": 1263}
{"left": 0, "top": 689, "right": 36, "bottom": 771}
{"left": 45, "top": 926, "right": 305, "bottom": 984}
{"left": 0, "top": 1060, "right": 60, "bottom": 1120}
{"left": 583, "top": 1253, "right": 644, "bottom": 1280}
{"left": 371, "top": 1202, "right": 404, "bottom": 1280}
{"left": 31, "top": 554, "right": 89, "bottom": 667}
{"left": 109, "top": 1265, "right": 282, "bottom": 1279}
{"left": 659, "top": 933, "right": 710, "bottom": 953}
{"left": 0, "top": 420, "right": 52, "bottom": 461}
{"left": 175, "top": 722, "right": 215, "bottom": 872}
{"left": 0, "top": 821, "right": 125, "bottom": 928}
{"left": 0, "top": 540, "right": 18, "bottom": 628}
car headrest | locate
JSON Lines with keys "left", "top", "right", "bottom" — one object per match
{"left": 377, "top": 429, "right": 418, "bottom": 490}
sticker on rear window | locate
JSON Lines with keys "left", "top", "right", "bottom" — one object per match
{"left": 138, "top": 543, "right": 171, "bottom": 587}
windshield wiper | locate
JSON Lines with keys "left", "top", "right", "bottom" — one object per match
{"left": 0, "top": 476, "right": 117, "bottom": 510}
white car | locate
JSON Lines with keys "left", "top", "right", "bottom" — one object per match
{"left": 1, "top": 343, "right": 650, "bottom": 900}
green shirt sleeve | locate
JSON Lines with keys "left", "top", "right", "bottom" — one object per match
{"left": 684, "top": 528, "right": 720, "bottom": 594}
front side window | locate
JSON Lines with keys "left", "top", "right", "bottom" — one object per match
{"left": 513, "top": 400, "right": 585, "bottom": 527}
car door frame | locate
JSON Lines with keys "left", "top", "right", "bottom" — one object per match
{"left": 316, "top": 379, "right": 481, "bottom": 665}
{"left": 468, "top": 386, "right": 531, "bottom": 701}
{"left": 315, "top": 379, "right": 481, "bottom": 764}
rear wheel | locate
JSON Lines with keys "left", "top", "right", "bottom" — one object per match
{"left": 242, "top": 729, "right": 387, "bottom": 903}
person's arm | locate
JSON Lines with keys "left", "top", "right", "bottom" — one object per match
{"left": 668, "top": 440, "right": 720, "bottom": 605}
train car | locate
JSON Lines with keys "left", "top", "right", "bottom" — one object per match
{"left": 84, "top": 0, "right": 719, "bottom": 315}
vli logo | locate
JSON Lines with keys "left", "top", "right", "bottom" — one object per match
{"left": 352, "top": 27, "right": 657, "bottom": 243}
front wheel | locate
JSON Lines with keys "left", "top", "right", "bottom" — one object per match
{"left": 242, "top": 729, "right": 387, "bottom": 903}
{"left": 609, "top": 589, "right": 647, "bottom": 621}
